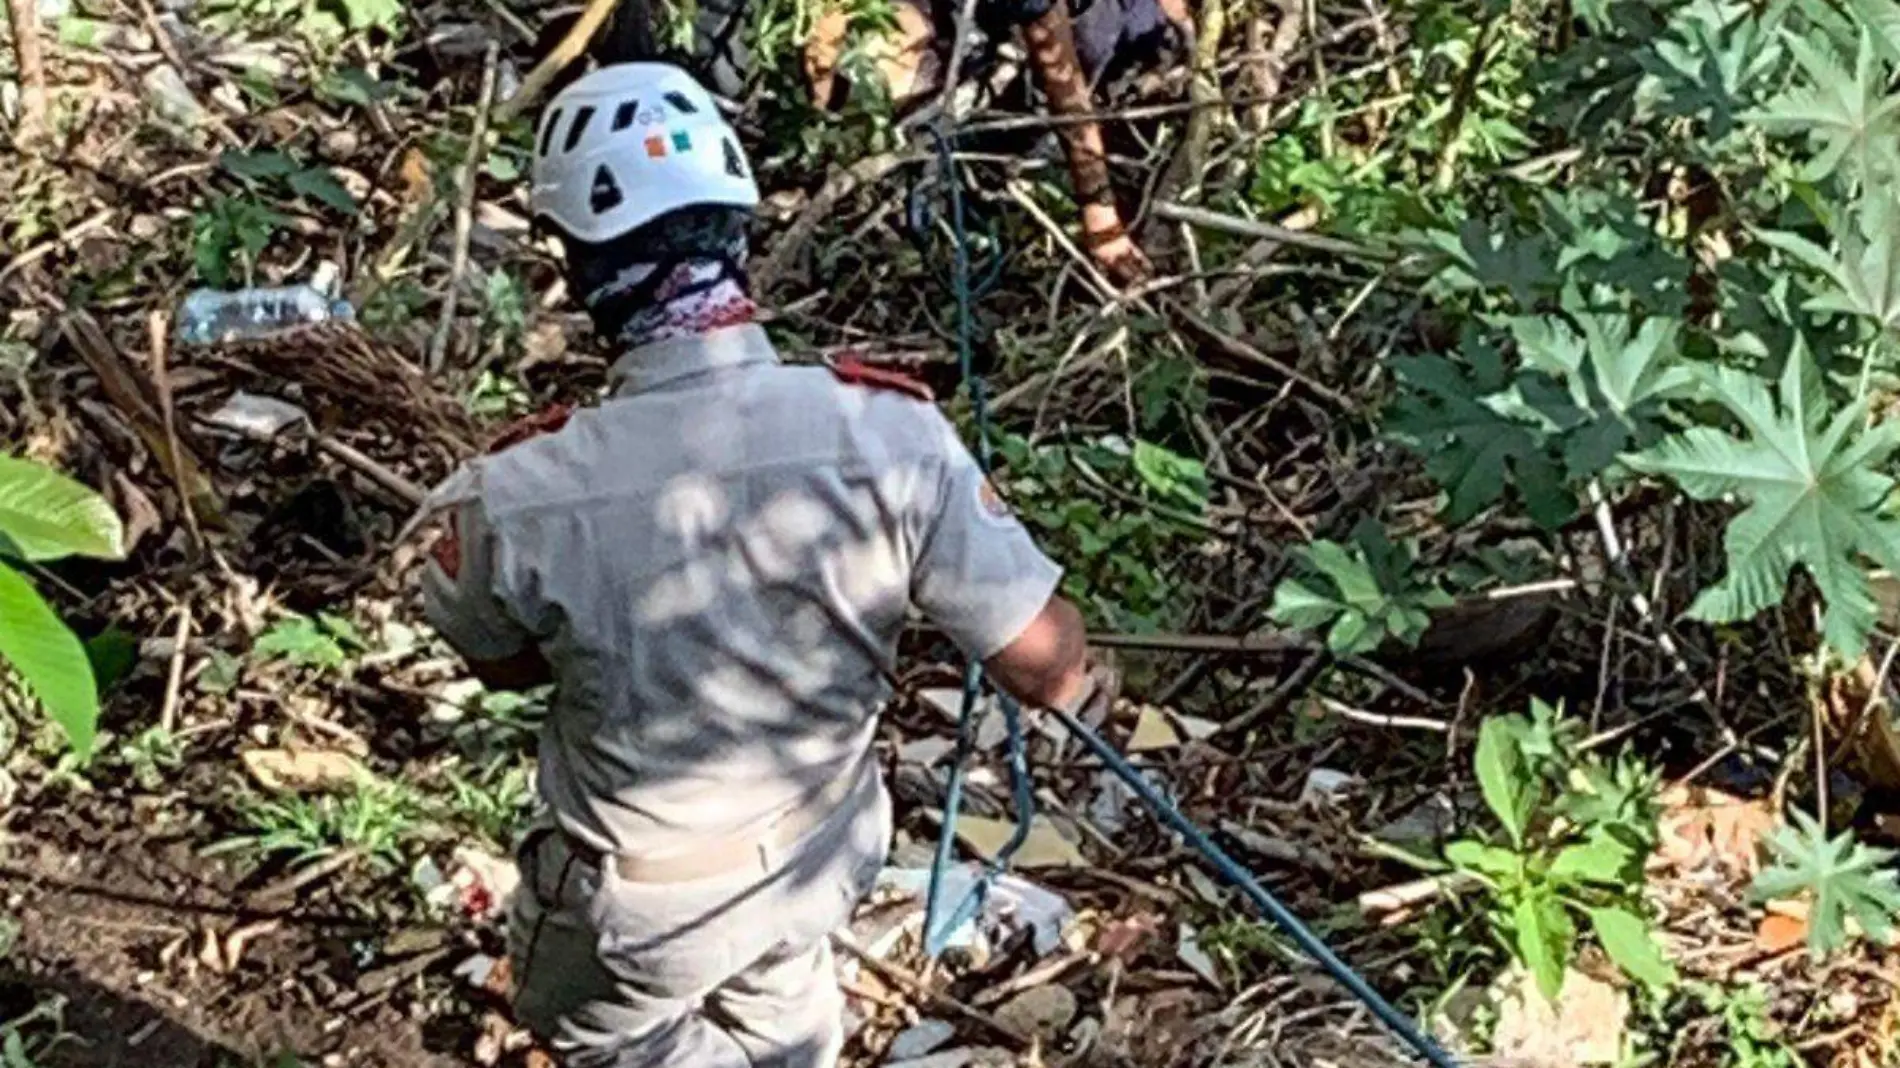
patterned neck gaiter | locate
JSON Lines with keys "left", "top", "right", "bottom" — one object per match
{"left": 568, "top": 207, "right": 757, "bottom": 351}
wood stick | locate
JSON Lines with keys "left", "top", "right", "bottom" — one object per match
{"left": 430, "top": 44, "right": 500, "bottom": 373}
{"left": 494, "top": 0, "right": 624, "bottom": 125}
{"left": 1020, "top": 1, "right": 1150, "bottom": 287}
{"left": 8, "top": 0, "right": 46, "bottom": 147}
{"left": 61, "top": 311, "right": 224, "bottom": 524}
{"left": 1152, "top": 201, "right": 1386, "bottom": 260}
{"left": 147, "top": 309, "right": 202, "bottom": 546}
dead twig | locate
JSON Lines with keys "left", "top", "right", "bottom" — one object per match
{"left": 755, "top": 152, "right": 918, "bottom": 295}
{"left": 1165, "top": 299, "right": 1356, "bottom": 410}
{"left": 159, "top": 607, "right": 192, "bottom": 735}
{"left": 147, "top": 309, "right": 202, "bottom": 547}
{"left": 1152, "top": 201, "right": 1388, "bottom": 260}
{"left": 430, "top": 43, "right": 500, "bottom": 373}
{"left": 61, "top": 311, "right": 224, "bottom": 526}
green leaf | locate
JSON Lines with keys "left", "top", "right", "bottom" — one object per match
{"left": 0, "top": 561, "right": 99, "bottom": 758}
{"left": 1752, "top": 809, "right": 1900, "bottom": 957}
{"left": 220, "top": 149, "right": 300, "bottom": 181}
{"left": 1587, "top": 905, "right": 1678, "bottom": 991}
{"left": 1743, "top": 30, "right": 1900, "bottom": 185}
{"left": 1475, "top": 715, "right": 1536, "bottom": 845}
{"left": 254, "top": 615, "right": 352, "bottom": 671}
{"left": 1267, "top": 521, "right": 1450, "bottom": 656}
{"left": 1626, "top": 338, "right": 1900, "bottom": 658}
{"left": 0, "top": 455, "right": 124, "bottom": 561}
{"left": 334, "top": 0, "right": 402, "bottom": 31}
{"left": 316, "top": 66, "right": 389, "bottom": 107}
{"left": 1513, "top": 892, "right": 1574, "bottom": 1001}
{"left": 288, "top": 168, "right": 359, "bottom": 214}
{"left": 1131, "top": 440, "right": 1209, "bottom": 511}
{"left": 1445, "top": 839, "right": 1522, "bottom": 881}
{"left": 84, "top": 626, "right": 139, "bottom": 694}
{"left": 1388, "top": 339, "right": 1574, "bottom": 527}
{"left": 1761, "top": 196, "right": 1900, "bottom": 338}
{"left": 1549, "top": 830, "right": 1641, "bottom": 886}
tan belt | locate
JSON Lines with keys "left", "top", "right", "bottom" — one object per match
{"left": 563, "top": 761, "right": 871, "bottom": 885}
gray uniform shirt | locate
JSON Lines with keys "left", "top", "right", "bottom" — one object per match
{"left": 423, "top": 324, "right": 1062, "bottom": 857}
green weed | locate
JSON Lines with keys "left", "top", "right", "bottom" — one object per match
{"left": 191, "top": 194, "right": 287, "bottom": 287}
{"left": 252, "top": 613, "right": 365, "bottom": 673}
{"left": 440, "top": 759, "right": 534, "bottom": 845}
{"left": 118, "top": 726, "right": 185, "bottom": 793}
{"left": 1433, "top": 699, "right": 1672, "bottom": 1000}
{"left": 224, "top": 777, "right": 427, "bottom": 870}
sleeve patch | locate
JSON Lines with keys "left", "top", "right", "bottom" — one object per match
{"left": 487, "top": 404, "right": 575, "bottom": 454}
{"left": 977, "top": 477, "right": 1014, "bottom": 522}
{"left": 826, "top": 356, "right": 935, "bottom": 402}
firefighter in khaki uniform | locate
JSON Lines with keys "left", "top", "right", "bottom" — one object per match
{"left": 421, "top": 63, "right": 1097, "bottom": 1067}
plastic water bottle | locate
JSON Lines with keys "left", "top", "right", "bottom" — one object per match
{"left": 175, "top": 285, "right": 355, "bottom": 346}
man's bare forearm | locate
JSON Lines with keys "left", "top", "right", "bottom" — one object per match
{"left": 983, "top": 594, "right": 1090, "bottom": 710}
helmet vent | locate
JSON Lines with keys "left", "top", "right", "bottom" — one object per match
{"left": 538, "top": 109, "right": 564, "bottom": 156}
{"left": 722, "top": 137, "right": 747, "bottom": 179}
{"left": 612, "top": 101, "right": 638, "bottom": 130}
{"left": 664, "top": 91, "right": 699, "bottom": 115}
{"left": 564, "top": 106, "right": 596, "bottom": 152}
{"left": 590, "top": 165, "right": 623, "bottom": 214}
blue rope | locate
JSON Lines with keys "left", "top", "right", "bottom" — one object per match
{"left": 911, "top": 122, "right": 1462, "bottom": 1066}
{"left": 921, "top": 124, "right": 1038, "bottom": 957}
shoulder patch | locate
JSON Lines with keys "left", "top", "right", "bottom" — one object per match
{"left": 976, "top": 476, "right": 1015, "bottom": 523}
{"left": 430, "top": 512, "right": 463, "bottom": 579}
{"left": 826, "top": 356, "right": 935, "bottom": 403}
{"left": 487, "top": 403, "right": 575, "bottom": 454}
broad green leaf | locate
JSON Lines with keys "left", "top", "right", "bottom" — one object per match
{"left": 1445, "top": 839, "right": 1522, "bottom": 881}
{"left": 1475, "top": 715, "right": 1536, "bottom": 845}
{"left": 220, "top": 149, "right": 300, "bottom": 181}
{"left": 0, "top": 455, "right": 124, "bottom": 561}
{"left": 1743, "top": 31, "right": 1900, "bottom": 184}
{"left": 1586, "top": 905, "right": 1678, "bottom": 990}
{"left": 1752, "top": 809, "right": 1900, "bottom": 957}
{"left": 84, "top": 625, "right": 139, "bottom": 693}
{"left": 1267, "top": 522, "right": 1451, "bottom": 656}
{"left": 338, "top": 0, "right": 403, "bottom": 31}
{"left": 1388, "top": 344, "right": 1574, "bottom": 527}
{"left": 1848, "top": 0, "right": 1900, "bottom": 67}
{"left": 1761, "top": 197, "right": 1900, "bottom": 338}
{"left": 0, "top": 561, "right": 99, "bottom": 758}
{"left": 1513, "top": 892, "right": 1574, "bottom": 1001}
{"left": 1549, "top": 830, "right": 1641, "bottom": 886}
{"left": 1424, "top": 219, "right": 1558, "bottom": 307}
{"left": 288, "top": 168, "right": 360, "bottom": 214}
{"left": 1130, "top": 440, "right": 1208, "bottom": 511}
{"left": 1626, "top": 339, "right": 1900, "bottom": 658}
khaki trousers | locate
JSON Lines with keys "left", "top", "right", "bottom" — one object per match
{"left": 510, "top": 770, "right": 891, "bottom": 1067}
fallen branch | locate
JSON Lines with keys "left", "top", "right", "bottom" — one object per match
{"left": 1152, "top": 201, "right": 1388, "bottom": 260}
{"left": 429, "top": 43, "right": 500, "bottom": 373}
{"left": 495, "top": 0, "right": 625, "bottom": 125}
{"left": 61, "top": 311, "right": 225, "bottom": 526}
{"left": 8, "top": 0, "right": 47, "bottom": 147}
{"left": 1165, "top": 299, "right": 1356, "bottom": 410}
{"left": 754, "top": 151, "right": 918, "bottom": 294}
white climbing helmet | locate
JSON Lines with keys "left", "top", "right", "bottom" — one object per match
{"left": 530, "top": 63, "right": 759, "bottom": 245}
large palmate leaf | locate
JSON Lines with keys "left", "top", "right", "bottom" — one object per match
{"left": 1753, "top": 809, "right": 1900, "bottom": 957}
{"left": 0, "top": 455, "right": 125, "bottom": 562}
{"left": 1387, "top": 335, "right": 1573, "bottom": 527}
{"left": 1744, "top": 30, "right": 1900, "bottom": 185}
{"left": 1758, "top": 195, "right": 1900, "bottom": 339}
{"left": 1627, "top": 339, "right": 1900, "bottom": 657}
{"left": 0, "top": 561, "right": 98, "bottom": 758}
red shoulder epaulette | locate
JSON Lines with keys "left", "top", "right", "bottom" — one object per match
{"left": 826, "top": 355, "right": 935, "bottom": 403}
{"left": 486, "top": 403, "right": 575, "bottom": 454}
